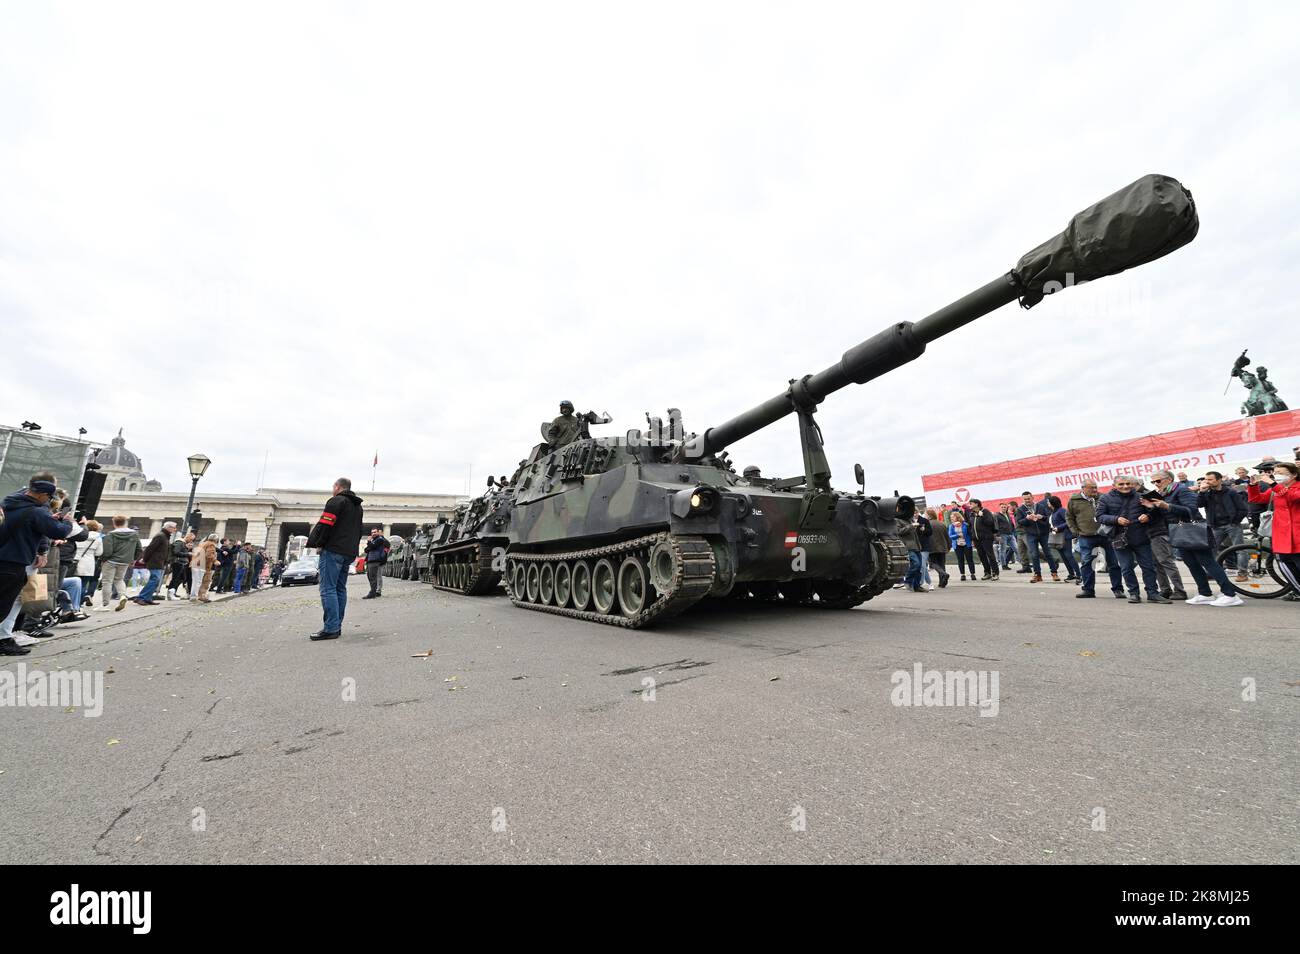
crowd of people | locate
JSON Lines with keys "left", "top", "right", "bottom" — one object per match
{"left": 0, "top": 471, "right": 292, "bottom": 655}
{"left": 897, "top": 456, "right": 1300, "bottom": 608}
{"left": 3, "top": 451, "right": 1297, "bottom": 655}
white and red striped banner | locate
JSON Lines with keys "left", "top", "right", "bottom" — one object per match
{"left": 922, "top": 409, "right": 1300, "bottom": 509}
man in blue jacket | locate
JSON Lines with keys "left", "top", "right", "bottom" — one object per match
{"left": 1015, "top": 491, "right": 1058, "bottom": 583}
{"left": 1095, "top": 476, "right": 1170, "bottom": 604}
{"left": 0, "top": 474, "right": 76, "bottom": 655}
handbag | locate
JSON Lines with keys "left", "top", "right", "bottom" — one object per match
{"left": 1169, "top": 520, "right": 1211, "bottom": 551}
{"left": 21, "top": 573, "right": 48, "bottom": 603}
{"left": 1048, "top": 530, "right": 1065, "bottom": 548}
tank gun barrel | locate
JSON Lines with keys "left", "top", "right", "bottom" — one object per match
{"left": 691, "top": 173, "right": 1198, "bottom": 458}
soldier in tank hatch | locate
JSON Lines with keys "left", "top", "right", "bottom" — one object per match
{"left": 547, "top": 400, "right": 581, "bottom": 448}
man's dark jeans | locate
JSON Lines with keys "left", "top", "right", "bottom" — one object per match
{"left": 1115, "top": 540, "right": 1160, "bottom": 597}
{"left": 1078, "top": 535, "right": 1123, "bottom": 595}
{"left": 1022, "top": 532, "right": 1059, "bottom": 576}
{"left": 318, "top": 550, "right": 350, "bottom": 633}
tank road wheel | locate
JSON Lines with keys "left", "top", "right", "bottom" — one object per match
{"left": 539, "top": 563, "right": 556, "bottom": 605}
{"left": 526, "top": 563, "right": 542, "bottom": 603}
{"left": 553, "top": 562, "right": 572, "bottom": 608}
{"left": 451, "top": 562, "right": 462, "bottom": 589}
{"left": 649, "top": 540, "right": 678, "bottom": 594}
{"left": 616, "top": 554, "right": 654, "bottom": 618}
{"left": 571, "top": 561, "right": 592, "bottom": 611}
{"left": 511, "top": 561, "right": 527, "bottom": 599}
{"left": 591, "top": 558, "right": 618, "bottom": 615}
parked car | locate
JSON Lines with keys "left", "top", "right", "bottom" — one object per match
{"left": 279, "top": 555, "right": 320, "bottom": 587}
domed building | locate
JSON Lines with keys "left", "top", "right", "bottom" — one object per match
{"left": 93, "top": 429, "right": 162, "bottom": 492}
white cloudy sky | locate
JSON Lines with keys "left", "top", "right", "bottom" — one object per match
{"left": 2, "top": 1, "right": 1297, "bottom": 498}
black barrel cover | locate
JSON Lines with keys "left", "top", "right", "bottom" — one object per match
{"left": 1012, "top": 174, "right": 1198, "bottom": 308}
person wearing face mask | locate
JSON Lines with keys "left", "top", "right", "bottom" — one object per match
{"left": 1096, "top": 476, "right": 1169, "bottom": 604}
{"left": 1246, "top": 462, "right": 1300, "bottom": 594}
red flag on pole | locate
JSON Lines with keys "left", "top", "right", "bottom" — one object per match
{"left": 373, "top": 451, "right": 379, "bottom": 468}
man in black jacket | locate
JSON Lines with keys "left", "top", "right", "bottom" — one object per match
{"left": 306, "top": 477, "right": 364, "bottom": 640}
{"left": 968, "top": 500, "right": 1000, "bottom": 580}
{"left": 133, "top": 521, "right": 175, "bottom": 605}
{"left": 362, "top": 528, "right": 390, "bottom": 599}
{"left": 1096, "top": 477, "right": 1169, "bottom": 604}
{"left": 1199, "top": 471, "right": 1249, "bottom": 580}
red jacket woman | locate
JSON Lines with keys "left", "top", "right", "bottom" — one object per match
{"left": 1246, "top": 464, "right": 1300, "bottom": 555}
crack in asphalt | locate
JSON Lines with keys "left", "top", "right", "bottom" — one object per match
{"left": 91, "top": 696, "right": 225, "bottom": 858}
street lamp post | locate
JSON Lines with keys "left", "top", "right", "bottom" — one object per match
{"left": 183, "top": 454, "right": 211, "bottom": 534}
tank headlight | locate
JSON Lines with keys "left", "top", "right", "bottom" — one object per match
{"left": 672, "top": 486, "right": 718, "bottom": 518}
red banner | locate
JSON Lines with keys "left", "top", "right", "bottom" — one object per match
{"left": 922, "top": 410, "right": 1300, "bottom": 508}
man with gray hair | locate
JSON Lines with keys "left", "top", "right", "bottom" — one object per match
{"left": 1146, "top": 470, "right": 1189, "bottom": 600}
{"left": 1066, "top": 479, "right": 1124, "bottom": 599}
{"left": 133, "top": 520, "right": 177, "bottom": 606}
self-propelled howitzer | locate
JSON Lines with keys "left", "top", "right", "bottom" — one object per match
{"left": 449, "top": 174, "right": 1199, "bottom": 628}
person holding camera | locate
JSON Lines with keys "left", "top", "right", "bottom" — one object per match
{"left": 1246, "top": 462, "right": 1300, "bottom": 594}
{"left": 1143, "top": 470, "right": 1239, "bottom": 605}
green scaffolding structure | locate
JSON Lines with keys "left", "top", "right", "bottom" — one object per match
{"left": 0, "top": 426, "right": 93, "bottom": 501}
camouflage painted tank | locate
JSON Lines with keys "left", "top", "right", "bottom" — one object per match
{"left": 407, "top": 523, "right": 439, "bottom": 583}
{"left": 428, "top": 492, "right": 511, "bottom": 595}
{"left": 433, "top": 175, "right": 1200, "bottom": 628}
{"left": 381, "top": 536, "right": 406, "bottom": 578}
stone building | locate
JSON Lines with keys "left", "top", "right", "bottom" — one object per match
{"left": 91, "top": 485, "right": 466, "bottom": 558}
{"left": 91, "top": 429, "right": 162, "bottom": 493}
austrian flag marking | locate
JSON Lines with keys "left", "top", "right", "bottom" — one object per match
{"left": 318, "top": 511, "right": 337, "bottom": 526}
{"left": 784, "top": 531, "right": 798, "bottom": 548}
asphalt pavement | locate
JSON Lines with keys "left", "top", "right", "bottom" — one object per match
{"left": 2, "top": 570, "right": 1296, "bottom": 864}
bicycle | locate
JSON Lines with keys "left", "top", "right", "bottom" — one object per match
{"left": 1217, "top": 532, "right": 1295, "bottom": 599}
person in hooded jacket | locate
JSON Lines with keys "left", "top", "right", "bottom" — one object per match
{"left": 1095, "top": 476, "right": 1170, "bottom": 604}
{"left": 98, "top": 515, "right": 142, "bottom": 610}
{"left": 0, "top": 474, "right": 76, "bottom": 655}
{"left": 306, "top": 477, "right": 365, "bottom": 640}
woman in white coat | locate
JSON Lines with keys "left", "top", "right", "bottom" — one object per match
{"left": 74, "top": 520, "right": 104, "bottom": 607}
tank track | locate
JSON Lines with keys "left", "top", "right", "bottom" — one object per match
{"left": 723, "top": 537, "right": 909, "bottom": 610}
{"left": 507, "top": 532, "right": 716, "bottom": 629}
{"left": 430, "top": 541, "right": 502, "bottom": 595}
